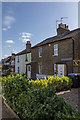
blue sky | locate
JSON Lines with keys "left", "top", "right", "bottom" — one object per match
{"left": 2, "top": 2, "right": 78, "bottom": 59}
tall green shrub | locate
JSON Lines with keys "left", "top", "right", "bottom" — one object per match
{"left": 2, "top": 73, "right": 80, "bottom": 120}
{"left": 2, "top": 73, "right": 30, "bottom": 107}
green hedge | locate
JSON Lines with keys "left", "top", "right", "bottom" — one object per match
{"left": 2, "top": 73, "right": 80, "bottom": 120}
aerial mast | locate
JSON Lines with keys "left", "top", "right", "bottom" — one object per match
{"left": 56, "top": 17, "right": 68, "bottom": 31}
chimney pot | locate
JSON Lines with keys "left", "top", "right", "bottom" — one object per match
{"left": 57, "top": 23, "right": 70, "bottom": 35}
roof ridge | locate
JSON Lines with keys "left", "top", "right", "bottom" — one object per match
{"left": 32, "top": 27, "right": 80, "bottom": 48}
{"left": 15, "top": 48, "right": 31, "bottom": 56}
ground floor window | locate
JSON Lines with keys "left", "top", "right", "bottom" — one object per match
{"left": 11, "top": 68, "right": 13, "bottom": 72}
{"left": 58, "top": 64, "right": 64, "bottom": 78}
{"left": 39, "top": 64, "right": 42, "bottom": 74}
{"left": 54, "top": 64, "right": 56, "bottom": 75}
{"left": 18, "top": 67, "right": 19, "bottom": 74}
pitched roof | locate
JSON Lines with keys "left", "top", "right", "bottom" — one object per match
{"left": 5, "top": 56, "right": 12, "bottom": 62}
{"left": 32, "top": 28, "right": 80, "bottom": 48}
{"left": 15, "top": 49, "right": 31, "bottom": 56}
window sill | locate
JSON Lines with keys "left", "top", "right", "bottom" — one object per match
{"left": 38, "top": 56, "right": 42, "bottom": 58}
{"left": 52, "top": 55, "right": 58, "bottom": 57}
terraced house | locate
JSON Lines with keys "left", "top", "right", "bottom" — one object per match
{"left": 2, "top": 53, "right": 15, "bottom": 74}
{"left": 15, "top": 41, "right": 31, "bottom": 78}
{"left": 31, "top": 23, "right": 80, "bottom": 79}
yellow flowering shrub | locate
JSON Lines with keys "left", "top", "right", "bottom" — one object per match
{"left": 29, "top": 75, "right": 72, "bottom": 92}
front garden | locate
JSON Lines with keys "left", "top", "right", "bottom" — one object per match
{"left": 2, "top": 73, "right": 80, "bottom": 120}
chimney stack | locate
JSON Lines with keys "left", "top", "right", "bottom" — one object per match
{"left": 12, "top": 53, "right": 15, "bottom": 59}
{"left": 57, "top": 23, "right": 70, "bottom": 35}
{"left": 26, "top": 41, "right": 31, "bottom": 52}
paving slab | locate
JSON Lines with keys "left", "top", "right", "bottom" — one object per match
{"left": 2, "top": 98, "right": 20, "bottom": 119}
{"left": 57, "top": 88, "right": 79, "bottom": 110}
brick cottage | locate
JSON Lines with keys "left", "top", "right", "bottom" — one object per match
{"left": 31, "top": 23, "right": 80, "bottom": 79}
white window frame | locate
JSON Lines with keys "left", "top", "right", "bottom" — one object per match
{"left": 54, "top": 44, "right": 58, "bottom": 56}
{"left": 39, "top": 48, "right": 42, "bottom": 57}
{"left": 54, "top": 64, "right": 56, "bottom": 75}
{"left": 39, "top": 64, "right": 42, "bottom": 74}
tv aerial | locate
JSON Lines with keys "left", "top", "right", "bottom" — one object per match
{"left": 56, "top": 17, "right": 68, "bottom": 29}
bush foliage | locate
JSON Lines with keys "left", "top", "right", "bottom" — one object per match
{"left": 29, "top": 75, "right": 72, "bottom": 92}
{"left": 2, "top": 73, "right": 80, "bottom": 120}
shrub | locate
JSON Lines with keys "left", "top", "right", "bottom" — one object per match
{"left": 29, "top": 75, "right": 72, "bottom": 92}
{"left": 2, "top": 73, "right": 80, "bottom": 120}
{"left": 10, "top": 72, "right": 17, "bottom": 76}
{"left": 20, "top": 86, "right": 80, "bottom": 120}
{"left": 2, "top": 73, "right": 30, "bottom": 107}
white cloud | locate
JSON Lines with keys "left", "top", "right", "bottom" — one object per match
{"left": 19, "top": 32, "right": 31, "bottom": 43}
{"left": 2, "top": 16, "right": 15, "bottom": 31}
{"left": 26, "top": 35, "right": 31, "bottom": 38}
{"left": 2, "top": 28, "right": 7, "bottom": 31}
{"left": 3, "top": 16, "right": 15, "bottom": 26}
{"left": 6, "top": 40, "right": 14, "bottom": 44}
{"left": 22, "top": 32, "right": 31, "bottom": 36}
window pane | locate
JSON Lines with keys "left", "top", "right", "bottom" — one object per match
{"left": 54, "top": 44, "right": 58, "bottom": 49}
{"left": 54, "top": 44, "right": 58, "bottom": 55}
{"left": 39, "top": 64, "right": 42, "bottom": 74}
{"left": 25, "top": 54, "right": 28, "bottom": 61}
{"left": 17, "top": 56, "right": 19, "bottom": 62}
{"left": 39, "top": 48, "right": 42, "bottom": 57}
{"left": 54, "top": 64, "right": 56, "bottom": 74}
{"left": 54, "top": 50, "right": 58, "bottom": 55}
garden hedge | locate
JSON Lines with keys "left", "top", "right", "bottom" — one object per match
{"left": 29, "top": 75, "right": 72, "bottom": 92}
{"left": 2, "top": 73, "right": 80, "bottom": 120}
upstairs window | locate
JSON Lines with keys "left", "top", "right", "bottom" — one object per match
{"left": 17, "top": 56, "right": 19, "bottom": 62}
{"left": 54, "top": 64, "right": 56, "bottom": 75}
{"left": 54, "top": 44, "right": 58, "bottom": 56}
{"left": 25, "top": 54, "right": 28, "bottom": 61}
{"left": 39, "top": 48, "right": 42, "bottom": 57}
{"left": 39, "top": 64, "right": 42, "bottom": 74}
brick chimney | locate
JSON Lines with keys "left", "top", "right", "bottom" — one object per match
{"left": 57, "top": 23, "right": 70, "bottom": 35}
{"left": 26, "top": 41, "right": 31, "bottom": 51}
{"left": 12, "top": 53, "right": 15, "bottom": 59}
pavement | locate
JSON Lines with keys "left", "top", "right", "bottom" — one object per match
{"left": 2, "top": 99, "right": 20, "bottom": 119}
{"left": 57, "top": 88, "right": 79, "bottom": 110}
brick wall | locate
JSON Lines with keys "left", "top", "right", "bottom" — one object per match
{"left": 31, "top": 37, "right": 74, "bottom": 79}
{"left": 72, "top": 31, "right": 80, "bottom": 73}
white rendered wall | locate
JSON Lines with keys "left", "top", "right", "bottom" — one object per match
{"left": 15, "top": 54, "right": 25, "bottom": 74}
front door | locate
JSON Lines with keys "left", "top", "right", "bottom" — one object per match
{"left": 27, "top": 65, "right": 31, "bottom": 79}
{"left": 58, "top": 64, "right": 64, "bottom": 78}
